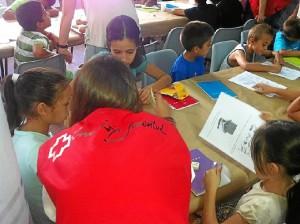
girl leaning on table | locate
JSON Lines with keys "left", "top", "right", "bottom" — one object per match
{"left": 93, "top": 15, "right": 172, "bottom": 105}
{"left": 202, "top": 120, "right": 300, "bottom": 224}
{"left": 38, "top": 55, "right": 191, "bottom": 224}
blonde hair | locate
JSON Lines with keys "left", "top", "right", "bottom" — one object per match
{"left": 248, "top": 23, "right": 273, "bottom": 42}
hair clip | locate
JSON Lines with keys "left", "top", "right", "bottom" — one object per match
{"left": 12, "top": 73, "right": 20, "bottom": 84}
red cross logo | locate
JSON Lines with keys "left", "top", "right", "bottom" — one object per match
{"left": 48, "top": 133, "right": 71, "bottom": 162}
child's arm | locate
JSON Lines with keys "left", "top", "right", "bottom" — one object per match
{"left": 202, "top": 167, "right": 222, "bottom": 224}
{"left": 32, "top": 44, "right": 56, "bottom": 60}
{"left": 141, "top": 63, "right": 172, "bottom": 104}
{"left": 262, "top": 50, "right": 284, "bottom": 65}
{"left": 254, "top": 83, "right": 300, "bottom": 101}
{"left": 287, "top": 96, "right": 300, "bottom": 121}
{"left": 278, "top": 49, "right": 300, "bottom": 57}
{"left": 234, "top": 50, "right": 282, "bottom": 73}
{"left": 171, "top": 9, "right": 185, "bottom": 16}
{"left": 202, "top": 166, "right": 249, "bottom": 224}
{"left": 2, "top": 8, "right": 16, "bottom": 20}
{"left": 46, "top": 7, "right": 59, "bottom": 18}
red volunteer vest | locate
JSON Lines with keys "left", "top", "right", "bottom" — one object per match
{"left": 38, "top": 108, "right": 191, "bottom": 224}
{"left": 249, "top": 0, "right": 292, "bottom": 17}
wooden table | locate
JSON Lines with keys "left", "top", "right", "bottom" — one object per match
{"left": 167, "top": 66, "right": 299, "bottom": 213}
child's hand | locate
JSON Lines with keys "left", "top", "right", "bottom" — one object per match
{"left": 253, "top": 83, "right": 275, "bottom": 94}
{"left": 272, "top": 52, "right": 284, "bottom": 65}
{"left": 203, "top": 166, "right": 222, "bottom": 193}
{"left": 153, "top": 92, "right": 171, "bottom": 118}
{"left": 260, "top": 111, "right": 276, "bottom": 121}
{"left": 50, "top": 34, "right": 59, "bottom": 50}
{"left": 139, "top": 87, "right": 151, "bottom": 105}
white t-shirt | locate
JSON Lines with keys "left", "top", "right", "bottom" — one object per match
{"left": 0, "top": 94, "right": 32, "bottom": 224}
{"left": 235, "top": 181, "right": 287, "bottom": 224}
{"left": 83, "top": 0, "right": 139, "bottom": 48}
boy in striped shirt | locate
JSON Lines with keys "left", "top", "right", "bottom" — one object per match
{"left": 14, "top": 1, "right": 58, "bottom": 71}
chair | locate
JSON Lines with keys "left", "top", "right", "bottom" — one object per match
{"left": 162, "top": 27, "right": 184, "bottom": 56}
{"left": 243, "top": 19, "right": 257, "bottom": 31}
{"left": 240, "top": 30, "right": 249, "bottom": 43}
{"left": 16, "top": 54, "right": 66, "bottom": 74}
{"left": 205, "top": 26, "right": 243, "bottom": 62}
{"left": 210, "top": 40, "right": 239, "bottom": 73}
{"left": 143, "top": 49, "right": 178, "bottom": 86}
{"left": 144, "top": 40, "right": 160, "bottom": 54}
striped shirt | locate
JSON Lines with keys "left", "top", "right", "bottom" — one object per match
{"left": 14, "top": 31, "right": 49, "bottom": 71}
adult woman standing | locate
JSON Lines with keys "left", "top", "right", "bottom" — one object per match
{"left": 57, "top": 0, "right": 139, "bottom": 63}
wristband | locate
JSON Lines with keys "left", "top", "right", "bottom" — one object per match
{"left": 57, "top": 44, "right": 69, "bottom": 49}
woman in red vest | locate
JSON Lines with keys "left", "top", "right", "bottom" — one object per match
{"left": 37, "top": 55, "right": 192, "bottom": 224}
{"left": 249, "top": 0, "right": 299, "bottom": 30}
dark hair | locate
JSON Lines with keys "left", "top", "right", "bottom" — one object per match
{"left": 283, "top": 18, "right": 300, "bottom": 40}
{"left": 106, "top": 15, "right": 144, "bottom": 68}
{"left": 251, "top": 120, "right": 300, "bottom": 176}
{"left": 180, "top": 21, "right": 214, "bottom": 51}
{"left": 286, "top": 181, "right": 300, "bottom": 224}
{"left": 3, "top": 68, "right": 69, "bottom": 135}
{"left": 16, "top": 1, "right": 44, "bottom": 31}
{"left": 248, "top": 23, "right": 273, "bottom": 42}
{"left": 70, "top": 55, "right": 142, "bottom": 125}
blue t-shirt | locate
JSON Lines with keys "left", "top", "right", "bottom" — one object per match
{"left": 273, "top": 31, "right": 300, "bottom": 52}
{"left": 94, "top": 51, "right": 148, "bottom": 78}
{"left": 171, "top": 54, "right": 205, "bottom": 82}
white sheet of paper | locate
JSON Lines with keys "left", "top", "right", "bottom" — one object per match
{"left": 199, "top": 93, "right": 266, "bottom": 173}
{"left": 262, "top": 61, "right": 300, "bottom": 80}
{"left": 229, "top": 71, "right": 286, "bottom": 97}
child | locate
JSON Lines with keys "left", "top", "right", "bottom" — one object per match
{"left": 14, "top": 1, "right": 59, "bottom": 71}
{"left": 273, "top": 18, "right": 300, "bottom": 57}
{"left": 254, "top": 83, "right": 300, "bottom": 122}
{"left": 171, "top": 21, "right": 214, "bottom": 82}
{"left": 37, "top": 55, "right": 191, "bottom": 223}
{"left": 172, "top": 0, "right": 220, "bottom": 31}
{"left": 3, "top": 68, "right": 71, "bottom": 224}
{"left": 202, "top": 120, "right": 300, "bottom": 224}
{"left": 220, "top": 23, "right": 284, "bottom": 72}
{"left": 2, "top": 0, "right": 59, "bottom": 20}
{"left": 95, "top": 15, "right": 172, "bottom": 105}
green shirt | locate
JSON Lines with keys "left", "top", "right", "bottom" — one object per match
{"left": 9, "top": 0, "right": 29, "bottom": 11}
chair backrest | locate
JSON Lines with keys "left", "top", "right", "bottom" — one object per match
{"left": 206, "top": 26, "right": 243, "bottom": 61}
{"left": 162, "top": 27, "right": 184, "bottom": 56}
{"left": 144, "top": 40, "right": 160, "bottom": 54}
{"left": 210, "top": 40, "right": 239, "bottom": 73}
{"left": 240, "top": 29, "right": 249, "bottom": 43}
{"left": 243, "top": 19, "right": 257, "bottom": 31}
{"left": 143, "top": 49, "right": 177, "bottom": 86}
{"left": 16, "top": 54, "right": 66, "bottom": 74}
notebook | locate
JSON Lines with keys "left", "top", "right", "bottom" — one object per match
{"left": 190, "top": 149, "right": 231, "bottom": 196}
{"left": 162, "top": 95, "right": 199, "bottom": 110}
{"left": 197, "top": 80, "right": 237, "bottom": 100}
{"left": 284, "top": 57, "right": 300, "bottom": 68}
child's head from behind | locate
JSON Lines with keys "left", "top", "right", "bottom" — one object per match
{"left": 3, "top": 68, "right": 70, "bottom": 134}
{"left": 16, "top": 1, "right": 51, "bottom": 31}
{"left": 180, "top": 21, "right": 214, "bottom": 57}
{"left": 70, "top": 55, "right": 142, "bottom": 125}
{"left": 251, "top": 120, "right": 300, "bottom": 178}
{"left": 106, "top": 15, "right": 143, "bottom": 68}
{"left": 247, "top": 23, "right": 273, "bottom": 55}
{"left": 283, "top": 18, "right": 300, "bottom": 41}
